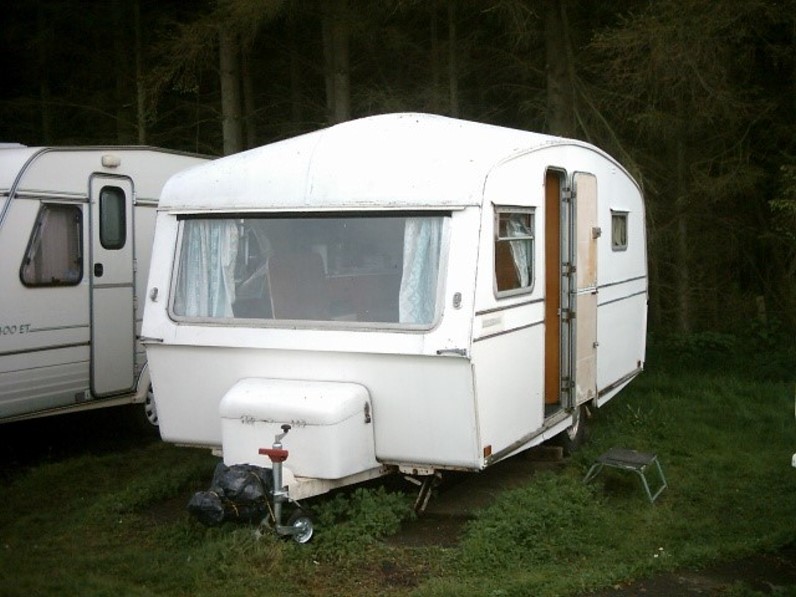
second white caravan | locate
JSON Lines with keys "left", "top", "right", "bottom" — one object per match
{"left": 143, "top": 113, "right": 647, "bottom": 502}
{"left": 0, "top": 145, "right": 208, "bottom": 424}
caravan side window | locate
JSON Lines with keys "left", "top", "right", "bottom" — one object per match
{"left": 611, "top": 211, "right": 628, "bottom": 251}
{"left": 20, "top": 204, "right": 83, "bottom": 287}
{"left": 494, "top": 208, "right": 535, "bottom": 296}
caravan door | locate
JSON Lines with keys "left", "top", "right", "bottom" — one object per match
{"left": 89, "top": 176, "right": 135, "bottom": 396}
{"left": 573, "top": 172, "right": 598, "bottom": 404}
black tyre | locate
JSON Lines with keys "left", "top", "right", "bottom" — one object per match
{"left": 143, "top": 383, "right": 159, "bottom": 427}
{"left": 555, "top": 404, "right": 587, "bottom": 455}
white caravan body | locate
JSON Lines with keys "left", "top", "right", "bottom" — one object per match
{"left": 143, "top": 113, "right": 647, "bottom": 499}
{"left": 0, "top": 146, "right": 208, "bottom": 422}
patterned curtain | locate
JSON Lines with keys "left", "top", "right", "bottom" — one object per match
{"left": 174, "top": 220, "right": 239, "bottom": 317}
{"left": 507, "top": 217, "right": 531, "bottom": 288}
{"left": 398, "top": 217, "right": 442, "bottom": 324}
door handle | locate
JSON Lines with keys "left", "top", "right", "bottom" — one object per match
{"left": 94, "top": 263, "right": 104, "bottom": 277}
{"left": 436, "top": 348, "right": 467, "bottom": 357}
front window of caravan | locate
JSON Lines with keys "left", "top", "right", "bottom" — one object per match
{"left": 172, "top": 213, "right": 447, "bottom": 326}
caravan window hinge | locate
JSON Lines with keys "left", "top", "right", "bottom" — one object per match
{"left": 562, "top": 309, "right": 576, "bottom": 322}
{"left": 562, "top": 187, "right": 572, "bottom": 201}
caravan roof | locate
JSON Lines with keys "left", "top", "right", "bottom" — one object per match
{"left": 0, "top": 145, "right": 207, "bottom": 204}
{"left": 0, "top": 146, "right": 41, "bottom": 194}
{"left": 159, "top": 113, "right": 628, "bottom": 213}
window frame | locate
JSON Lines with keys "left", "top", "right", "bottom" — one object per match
{"left": 493, "top": 206, "right": 536, "bottom": 298}
{"left": 611, "top": 210, "right": 629, "bottom": 252}
{"left": 99, "top": 185, "right": 127, "bottom": 250}
{"left": 19, "top": 202, "right": 84, "bottom": 287}
{"left": 168, "top": 211, "right": 451, "bottom": 331}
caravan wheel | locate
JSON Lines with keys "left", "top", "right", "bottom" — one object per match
{"left": 556, "top": 404, "right": 587, "bottom": 455}
{"left": 143, "top": 384, "right": 159, "bottom": 426}
{"left": 287, "top": 510, "right": 314, "bottom": 544}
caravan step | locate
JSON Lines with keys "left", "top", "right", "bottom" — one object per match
{"left": 583, "top": 447, "right": 667, "bottom": 503}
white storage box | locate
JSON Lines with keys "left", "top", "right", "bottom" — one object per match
{"left": 219, "top": 378, "right": 377, "bottom": 479}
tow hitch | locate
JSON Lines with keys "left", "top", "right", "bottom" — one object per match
{"left": 259, "top": 424, "right": 315, "bottom": 544}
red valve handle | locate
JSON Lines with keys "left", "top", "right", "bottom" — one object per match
{"left": 259, "top": 447, "right": 289, "bottom": 463}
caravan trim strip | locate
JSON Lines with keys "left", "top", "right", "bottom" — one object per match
{"left": 473, "top": 319, "right": 544, "bottom": 342}
{"left": 598, "top": 366, "right": 644, "bottom": 399}
{"left": 598, "top": 275, "right": 647, "bottom": 290}
{"left": 598, "top": 289, "right": 647, "bottom": 308}
{"left": 0, "top": 341, "right": 90, "bottom": 358}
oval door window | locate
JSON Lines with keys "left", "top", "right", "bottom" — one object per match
{"left": 99, "top": 186, "right": 126, "bottom": 250}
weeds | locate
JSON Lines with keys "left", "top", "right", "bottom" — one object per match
{"left": 457, "top": 472, "right": 611, "bottom": 572}
{"left": 309, "top": 486, "right": 414, "bottom": 563}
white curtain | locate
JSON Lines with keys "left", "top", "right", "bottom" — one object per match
{"left": 507, "top": 218, "right": 531, "bottom": 288}
{"left": 174, "top": 220, "right": 239, "bottom": 317}
{"left": 399, "top": 217, "right": 442, "bottom": 324}
{"left": 612, "top": 213, "right": 627, "bottom": 248}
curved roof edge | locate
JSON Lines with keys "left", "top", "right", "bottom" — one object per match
{"left": 161, "top": 113, "right": 638, "bottom": 211}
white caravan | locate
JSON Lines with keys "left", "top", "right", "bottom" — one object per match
{"left": 143, "top": 113, "right": 647, "bottom": 501}
{"left": 0, "top": 145, "right": 208, "bottom": 424}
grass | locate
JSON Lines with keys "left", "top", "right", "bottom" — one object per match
{"left": 1, "top": 338, "right": 795, "bottom": 596}
{"left": 432, "top": 365, "right": 796, "bottom": 595}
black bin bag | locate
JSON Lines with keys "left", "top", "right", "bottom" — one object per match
{"left": 187, "top": 462, "right": 275, "bottom": 526}
{"left": 186, "top": 491, "right": 225, "bottom": 526}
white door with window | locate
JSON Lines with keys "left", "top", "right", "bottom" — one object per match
{"left": 89, "top": 176, "right": 135, "bottom": 396}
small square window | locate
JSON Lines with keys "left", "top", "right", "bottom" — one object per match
{"left": 494, "top": 209, "right": 534, "bottom": 295}
{"left": 611, "top": 211, "right": 628, "bottom": 251}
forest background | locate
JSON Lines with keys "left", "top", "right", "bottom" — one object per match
{"left": 2, "top": 0, "right": 795, "bottom": 340}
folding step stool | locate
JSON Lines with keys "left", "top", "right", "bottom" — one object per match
{"left": 584, "top": 447, "right": 668, "bottom": 503}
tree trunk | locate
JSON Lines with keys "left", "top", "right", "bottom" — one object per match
{"left": 322, "top": 14, "right": 334, "bottom": 121}
{"left": 289, "top": 13, "right": 304, "bottom": 128}
{"left": 322, "top": 0, "right": 351, "bottom": 124}
{"left": 544, "top": 0, "right": 576, "bottom": 137}
{"left": 674, "top": 134, "right": 691, "bottom": 334}
{"left": 219, "top": 27, "right": 244, "bottom": 155}
{"left": 447, "top": 0, "right": 459, "bottom": 118}
{"left": 134, "top": 0, "right": 146, "bottom": 144}
{"left": 430, "top": 0, "right": 441, "bottom": 113}
{"left": 242, "top": 47, "right": 257, "bottom": 149}
{"left": 113, "top": 0, "right": 132, "bottom": 144}
{"left": 36, "top": 3, "right": 52, "bottom": 144}
{"left": 647, "top": 234, "right": 662, "bottom": 330}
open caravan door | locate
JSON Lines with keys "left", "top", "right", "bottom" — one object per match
{"left": 573, "top": 172, "right": 598, "bottom": 405}
{"left": 89, "top": 176, "right": 135, "bottom": 397}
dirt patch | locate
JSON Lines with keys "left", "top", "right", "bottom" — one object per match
{"left": 385, "top": 447, "right": 796, "bottom": 595}
{"left": 586, "top": 544, "right": 796, "bottom": 595}
{"left": 389, "top": 514, "right": 469, "bottom": 548}
{"left": 387, "top": 445, "right": 567, "bottom": 548}
{"left": 377, "top": 558, "right": 426, "bottom": 589}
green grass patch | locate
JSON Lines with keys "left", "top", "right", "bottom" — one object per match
{"left": 2, "top": 343, "right": 796, "bottom": 596}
